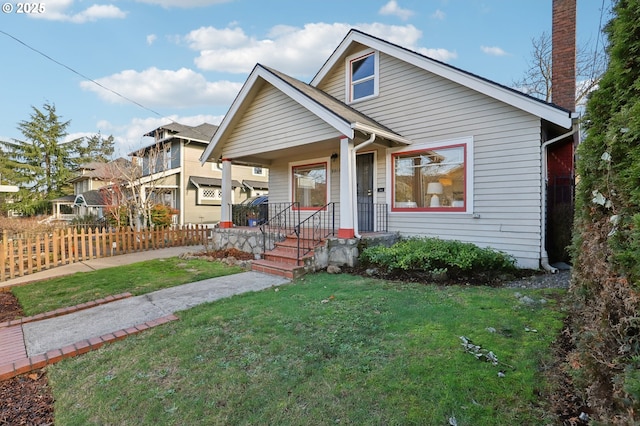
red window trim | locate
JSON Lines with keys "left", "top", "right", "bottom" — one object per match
{"left": 391, "top": 143, "right": 467, "bottom": 212}
{"left": 291, "top": 161, "right": 328, "bottom": 210}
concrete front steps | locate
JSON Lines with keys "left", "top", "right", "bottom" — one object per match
{"left": 251, "top": 236, "right": 321, "bottom": 279}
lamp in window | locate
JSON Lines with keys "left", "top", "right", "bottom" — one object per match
{"left": 427, "top": 182, "right": 444, "bottom": 207}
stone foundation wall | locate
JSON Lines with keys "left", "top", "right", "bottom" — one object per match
{"left": 208, "top": 228, "right": 283, "bottom": 258}
{"left": 310, "top": 232, "right": 401, "bottom": 271}
{"left": 208, "top": 229, "right": 400, "bottom": 269}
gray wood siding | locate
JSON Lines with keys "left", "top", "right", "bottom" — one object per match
{"left": 319, "top": 51, "right": 544, "bottom": 268}
{"left": 224, "top": 84, "right": 341, "bottom": 159}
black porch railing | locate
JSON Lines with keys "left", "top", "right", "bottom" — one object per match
{"left": 258, "top": 201, "right": 299, "bottom": 254}
{"left": 357, "top": 202, "right": 388, "bottom": 233}
{"left": 293, "top": 202, "right": 337, "bottom": 258}
{"left": 242, "top": 201, "right": 387, "bottom": 261}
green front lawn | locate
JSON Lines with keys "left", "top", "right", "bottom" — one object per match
{"left": 42, "top": 272, "right": 565, "bottom": 425}
{"left": 12, "top": 257, "right": 244, "bottom": 316}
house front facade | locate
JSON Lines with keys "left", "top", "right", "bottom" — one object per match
{"left": 201, "top": 30, "right": 577, "bottom": 270}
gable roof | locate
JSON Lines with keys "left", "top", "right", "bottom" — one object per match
{"left": 312, "top": 29, "right": 574, "bottom": 129}
{"left": 138, "top": 122, "right": 218, "bottom": 156}
{"left": 68, "top": 158, "right": 130, "bottom": 183}
{"left": 74, "top": 190, "right": 108, "bottom": 207}
{"left": 200, "top": 64, "right": 411, "bottom": 164}
{"left": 144, "top": 122, "right": 218, "bottom": 143}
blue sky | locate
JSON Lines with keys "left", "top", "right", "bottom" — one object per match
{"left": 0, "top": 0, "right": 612, "bottom": 156}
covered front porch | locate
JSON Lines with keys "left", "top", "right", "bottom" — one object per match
{"left": 209, "top": 202, "right": 398, "bottom": 278}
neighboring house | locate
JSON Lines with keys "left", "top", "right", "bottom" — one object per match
{"left": 200, "top": 29, "right": 578, "bottom": 270}
{"left": 136, "top": 122, "right": 268, "bottom": 226}
{"left": 69, "top": 159, "right": 129, "bottom": 219}
{"left": 50, "top": 159, "right": 129, "bottom": 221}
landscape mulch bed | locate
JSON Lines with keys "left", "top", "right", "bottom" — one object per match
{"left": 0, "top": 292, "right": 54, "bottom": 425}
{"left": 0, "top": 257, "right": 583, "bottom": 425}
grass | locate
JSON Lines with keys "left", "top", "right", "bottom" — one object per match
{"left": 11, "top": 257, "right": 245, "bottom": 316}
{"left": 42, "top": 271, "right": 566, "bottom": 425}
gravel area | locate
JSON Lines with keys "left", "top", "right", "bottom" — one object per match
{"left": 502, "top": 268, "right": 572, "bottom": 289}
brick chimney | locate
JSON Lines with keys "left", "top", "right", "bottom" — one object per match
{"left": 552, "top": 0, "right": 577, "bottom": 111}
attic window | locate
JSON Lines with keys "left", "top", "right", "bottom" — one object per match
{"left": 347, "top": 50, "right": 378, "bottom": 103}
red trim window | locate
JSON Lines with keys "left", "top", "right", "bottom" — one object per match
{"left": 392, "top": 144, "right": 466, "bottom": 211}
{"left": 292, "top": 162, "right": 327, "bottom": 209}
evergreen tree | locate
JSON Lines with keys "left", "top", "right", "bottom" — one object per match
{"left": 569, "top": 0, "right": 640, "bottom": 421}
{"left": 0, "top": 103, "right": 80, "bottom": 214}
{"left": 78, "top": 133, "right": 115, "bottom": 163}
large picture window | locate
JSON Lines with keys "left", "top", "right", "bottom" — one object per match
{"left": 292, "top": 162, "right": 327, "bottom": 208}
{"left": 392, "top": 144, "right": 466, "bottom": 211}
{"left": 347, "top": 50, "right": 378, "bottom": 102}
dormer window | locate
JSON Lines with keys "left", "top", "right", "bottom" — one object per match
{"left": 347, "top": 49, "right": 378, "bottom": 103}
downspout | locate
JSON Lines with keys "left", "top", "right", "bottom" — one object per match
{"left": 540, "top": 120, "right": 579, "bottom": 273}
{"left": 351, "top": 133, "right": 376, "bottom": 238}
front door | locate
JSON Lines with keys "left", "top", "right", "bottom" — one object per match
{"left": 356, "top": 152, "right": 374, "bottom": 232}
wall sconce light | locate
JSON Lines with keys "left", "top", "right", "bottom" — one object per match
{"left": 330, "top": 152, "right": 339, "bottom": 173}
{"left": 427, "top": 182, "right": 444, "bottom": 207}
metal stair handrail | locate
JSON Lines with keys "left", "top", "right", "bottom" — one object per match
{"left": 293, "top": 202, "right": 336, "bottom": 259}
{"left": 259, "top": 202, "right": 299, "bottom": 256}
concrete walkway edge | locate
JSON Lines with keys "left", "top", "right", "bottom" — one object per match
{"left": 0, "top": 246, "right": 291, "bottom": 381}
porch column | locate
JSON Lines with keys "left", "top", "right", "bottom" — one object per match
{"left": 219, "top": 158, "right": 233, "bottom": 228}
{"left": 338, "top": 137, "right": 355, "bottom": 238}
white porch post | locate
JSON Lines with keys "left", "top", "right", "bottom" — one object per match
{"left": 338, "top": 137, "right": 355, "bottom": 238}
{"left": 219, "top": 158, "right": 234, "bottom": 228}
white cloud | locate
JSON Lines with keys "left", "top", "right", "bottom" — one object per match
{"left": 79, "top": 67, "right": 242, "bottom": 108}
{"left": 184, "top": 26, "right": 249, "bottom": 50}
{"left": 135, "top": 0, "right": 231, "bottom": 8}
{"left": 480, "top": 45, "right": 508, "bottom": 56}
{"left": 417, "top": 47, "right": 458, "bottom": 62}
{"left": 379, "top": 1, "right": 415, "bottom": 21}
{"left": 31, "top": 1, "right": 127, "bottom": 22}
{"left": 146, "top": 34, "right": 157, "bottom": 45}
{"left": 187, "top": 22, "right": 454, "bottom": 76}
{"left": 431, "top": 9, "right": 446, "bottom": 20}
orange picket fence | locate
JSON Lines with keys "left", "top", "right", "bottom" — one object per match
{"left": 0, "top": 225, "right": 207, "bottom": 282}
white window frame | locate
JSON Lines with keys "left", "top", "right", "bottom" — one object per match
{"left": 387, "top": 137, "right": 474, "bottom": 214}
{"left": 289, "top": 157, "right": 330, "bottom": 209}
{"left": 199, "top": 187, "right": 222, "bottom": 201}
{"left": 345, "top": 49, "right": 379, "bottom": 104}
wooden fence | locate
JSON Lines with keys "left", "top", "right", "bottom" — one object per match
{"left": 0, "top": 225, "right": 207, "bottom": 282}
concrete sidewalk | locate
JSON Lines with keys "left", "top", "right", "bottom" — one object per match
{"left": 0, "top": 247, "right": 290, "bottom": 381}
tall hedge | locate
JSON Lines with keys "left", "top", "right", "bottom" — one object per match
{"left": 570, "top": 0, "right": 640, "bottom": 422}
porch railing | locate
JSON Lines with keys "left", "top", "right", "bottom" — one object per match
{"left": 357, "top": 202, "right": 389, "bottom": 233}
{"left": 259, "top": 202, "right": 299, "bottom": 256}
{"left": 256, "top": 201, "right": 386, "bottom": 261}
{"left": 294, "top": 202, "right": 337, "bottom": 258}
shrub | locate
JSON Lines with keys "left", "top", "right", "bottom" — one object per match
{"left": 150, "top": 204, "right": 178, "bottom": 229}
{"left": 359, "top": 237, "right": 517, "bottom": 282}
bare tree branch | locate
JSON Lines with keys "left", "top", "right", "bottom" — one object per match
{"left": 513, "top": 31, "right": 607, "bottom": 108}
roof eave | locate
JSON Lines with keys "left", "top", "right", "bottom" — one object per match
{"left": 313, "top": 29, "right": 574, "bottom": 130}
{"left": 200, "top": 65, "right": 355, "bottom": 165}
{"left": 351, "top": 122, "right": 411, "bottom": 146}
